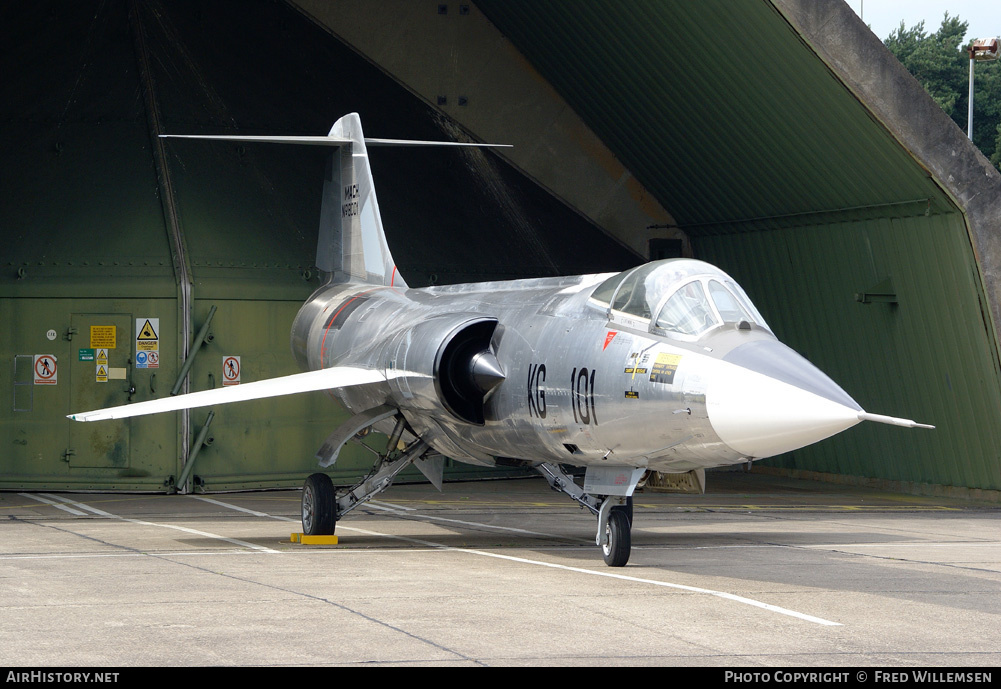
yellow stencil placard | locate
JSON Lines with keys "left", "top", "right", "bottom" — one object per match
{"left": 90, "top": 326, "right": 116, "bottom": 349}
{"left": 649, "top": 353, "right": 682, "bottom": 384}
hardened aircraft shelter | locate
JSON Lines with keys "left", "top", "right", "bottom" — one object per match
{"left": 2, "top": 0, "right": 1000, "bottom": 498}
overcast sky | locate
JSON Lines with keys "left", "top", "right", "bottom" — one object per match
{"left": 846, "top": 0, "right": 997, "bottom": 42}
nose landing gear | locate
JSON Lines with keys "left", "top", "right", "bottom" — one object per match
{"left": 537, "top": 462, "right": 642, "bottom": 567}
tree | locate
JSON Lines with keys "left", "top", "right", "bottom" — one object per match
{"left": 884, "top": 13, "right": 1001, "bottom": 171}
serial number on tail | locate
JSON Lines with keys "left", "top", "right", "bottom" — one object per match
{"left": 342, "top": 184, "right": 360, "bottom": 217}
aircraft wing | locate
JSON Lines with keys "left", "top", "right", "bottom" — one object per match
{"left": 68, "top": 366, "right": 386, "bottom": 422}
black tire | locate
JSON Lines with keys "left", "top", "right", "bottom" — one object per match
{"left": 602, "top": 509, "right": 631, "bottom": 567}
{"left": 302, "top": 473, "right": 336, "bottom": 535}
{"left": 611, "top": 496, "right": 633, "bottom": 527}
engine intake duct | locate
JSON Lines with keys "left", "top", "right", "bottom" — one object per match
{"left": 385, "top": 315, "right": 505, "bottom": 425}
{"left": 435, "top": 319, "right": 504, "bottom": 424}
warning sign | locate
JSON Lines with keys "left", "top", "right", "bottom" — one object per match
{"left": 649, "top": 353, "right": 682, "bottom": 385}
{"left": 136, "top": 318, "right": 160, "bottom": 363}
{"left": 96, "top": 348, "right": 108, "bottom": 364}
{"left": 96, "top": 364, "right": 108, "bottom": 383}
{"left": 90, "top": 326, "right": 116, "bottom": 349}
{"left": 33, "top": 355, "right": 57, "bottom": 385}
{"left": 136, "top": 318, "right": 158, "bottom": 348}
{"left": 222, "top": 356, "right": 241, "bottom": 386}
{"left": 135, "top": 350, "right": 159, "bottom": 369}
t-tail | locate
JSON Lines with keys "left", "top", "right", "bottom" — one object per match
{"left": 160, "top": 113, "right": 509, "bottom": 290}
{"left": 318, "top": 114, "right": 404, "bottom": 288}
{"left": 67, "top": 115, "right": 509, "bottom": 423}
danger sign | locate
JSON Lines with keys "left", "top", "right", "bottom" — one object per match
{"left": 136, "top": 317, "right": 160, "bottom": 367}
{"left": 136, "top": 317, "right": 159, "bottom": 353}
{"left": 222, "top": 356, "right": 241, "bottom": 386}
{"left": 33, "top": 355, "right": 57, "bottom": 385}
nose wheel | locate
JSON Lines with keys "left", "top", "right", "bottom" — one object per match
{"left": 536, "top": 463, "right": 640, "bottom": 567}
{"left": 602, "top": 508, "right": 631, "bottom": 567}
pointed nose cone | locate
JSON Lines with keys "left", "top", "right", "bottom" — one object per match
{"left": 707, "top": 341, "right": 862, "bottom": 458}
{"left": 469, "top": 350, "right": 506, "bottom": 394}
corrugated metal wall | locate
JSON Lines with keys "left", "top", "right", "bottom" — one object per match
{"left": 478, "top": 0, "right": 1001, "bottom": 490}
{"left": 476, "top": 0, "right": 953, "bottom": 224}
{"left": 693, "top": 210, "right": 1001, "bottom": 489}
{"left": 6, "top": 0, "right": 1000, "bottom": 492}
{"left": 2, "top": 0, "right": 635, "bottom": 491}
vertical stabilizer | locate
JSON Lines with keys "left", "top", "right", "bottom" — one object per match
{"left": 317, "top": 113, "right": 407, "bottom": 288}
{"left": 161, "top": 112, "right": 506, "bottom": 287}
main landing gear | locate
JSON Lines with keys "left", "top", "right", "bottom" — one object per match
{"left": 536, "top": 462, "right": 640, "bottom": 567}
{"left": 300, "top": 410, "right": 435, "bottom": 536}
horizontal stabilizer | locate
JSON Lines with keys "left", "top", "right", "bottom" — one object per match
{"left": 159, "top": 135, "right": 510, "bottom": 148}
{"left": 160, "top": 134, "right": 352, "bottom": 146}
{"left": 364, "top": 138, "right": 511, "bottom": 148}
{"left": 858, "top": 412, "right": 935, "bottom": 429}
{"left": 68, "top": 366, "right": 386, "bottom": 422}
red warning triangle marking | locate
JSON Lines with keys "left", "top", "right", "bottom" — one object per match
{"left": 603, "top": 331, "right": 618, "bottom": 351}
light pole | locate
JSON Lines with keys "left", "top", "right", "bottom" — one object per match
{"left": 968, "top": 38, "right": 999, "bottom": 140}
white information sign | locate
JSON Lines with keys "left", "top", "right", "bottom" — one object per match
{"left": 33, "top": 355, "right": 57, "bottom": 385}
{"left": 222, "top": 356, "right": 241, "bottom": 386}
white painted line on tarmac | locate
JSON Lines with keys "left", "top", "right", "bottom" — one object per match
{"left": 0, "top": 550, "right": 266, "bottom": 561}
{"left": 371, "top": 507, "right": 571, "bottom": 539}
{"left": 21, "top": 493, "right": 87, "bottom": 516}
{"left": 35, "top": 494, "right": 279, "bottom": 553}
{"left": 331, "top": 523, "right": 841, "bottom": 627}
{"left": 803, "top": 542, "right": 1001, "bottom": 548}
{"left": 368, "top": 500, "right": 416, "bottom": 511}
{"left": 190, "top": 495, "right": 297, "bottom": 521}
{"left": 200, "top": 494, "right": 565, "bottom": 540}
{"left": 458, "top": 547, "right": 844, "bottom": 627}
{"left": 174, "top": 495, "right": 841, "bottom": 626}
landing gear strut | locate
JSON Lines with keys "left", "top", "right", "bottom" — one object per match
{"left": 536, "top": 462, "right": 642, "bottom": 567}
{"left": 300, "top": 413, "right": 431, "bottom": 536}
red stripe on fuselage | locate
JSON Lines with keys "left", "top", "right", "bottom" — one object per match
{"left": 320, "top": 287, "right": 383, "bottom": 369}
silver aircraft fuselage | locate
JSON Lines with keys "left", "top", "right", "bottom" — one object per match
{"left": 68, "top": 113, "right": 933, "bottom": 567}
{"left": 291, "top": 260, "right": 866, "bottom": 474}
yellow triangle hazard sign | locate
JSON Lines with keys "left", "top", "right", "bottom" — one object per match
{"left": 137, "top": 319, "right": 158, "bottom": 341}
{"left": 97, "top": 365, "right": 107, "bottom": 376}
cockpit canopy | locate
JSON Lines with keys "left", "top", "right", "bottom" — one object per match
{"left": 589, "top": 259, "right": 769, "bottom": 338}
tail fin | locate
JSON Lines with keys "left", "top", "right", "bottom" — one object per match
{"left": 318, "top": 114, "right": 405, "bottom": 288}
{"left": 160, "top": 113, "right": 509, "bottom": 289}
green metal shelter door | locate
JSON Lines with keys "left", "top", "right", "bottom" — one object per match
{"left": 68, "top": 313, "right": 132, "bottom": 469}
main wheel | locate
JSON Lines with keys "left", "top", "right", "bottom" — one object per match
{"left": 602, "top": 509, "right": 631, "bottom": 567}
{"left": 302, "top": 473, "right": 336, "bottom": 535}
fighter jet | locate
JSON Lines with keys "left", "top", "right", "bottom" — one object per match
{"left": 69, "top": 113, "right": 932, "bottom": 567}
